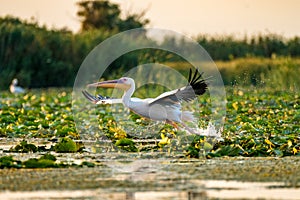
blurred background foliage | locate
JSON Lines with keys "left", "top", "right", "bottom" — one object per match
{"left": 0, "top": 0, "right": 299, "bottom": 91}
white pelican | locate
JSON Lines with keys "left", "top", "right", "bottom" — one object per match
{"left": 82, "top": 69, "right": 208, "bottom": 134}
{"left": 10, "top": 78, "right": 25, "bottom": 94}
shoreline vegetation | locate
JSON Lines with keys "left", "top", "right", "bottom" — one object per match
{"left": 0, "top": 86, "right": 299, "bottom": 162}
{"left": 0, "top": 16, "right": 299, "bottom": 91}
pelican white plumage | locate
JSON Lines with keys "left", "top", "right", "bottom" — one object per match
{"left": 10, "top": 78, "right": 25, "bottom": 94}
{"left": 82, "top": 69, "right": 208, "bottom": 134}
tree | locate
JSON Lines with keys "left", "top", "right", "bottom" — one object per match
{"left": 76, "top": 0, "right": 149, "bottom": 32}
{"left": 118, "top": 11, "right": 150, "bottom": 31}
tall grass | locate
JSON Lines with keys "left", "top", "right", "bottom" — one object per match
{"left": 164, "top": 57, "right": 300, "bottom": 92}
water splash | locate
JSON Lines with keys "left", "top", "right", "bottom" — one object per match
{"left": 188, "top": 122, "right": 224, "bottom": 141}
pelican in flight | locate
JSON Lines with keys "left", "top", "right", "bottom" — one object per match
{"left": 82, "top": 69, "right": 208, "bottom": 134}
{"left": 10, "top": 78, "right": 25, "bottom": 94}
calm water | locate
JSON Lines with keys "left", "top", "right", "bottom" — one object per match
{"left": 0, "top": 139, "right": 299, "bottom": 200}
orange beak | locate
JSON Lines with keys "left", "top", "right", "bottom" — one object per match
{"left": 87, "top": 79, "right": 130, "bottom": 90}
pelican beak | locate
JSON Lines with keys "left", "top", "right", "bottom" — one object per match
{"left": 87, "top": 79, "right": 130, "bottom": 90}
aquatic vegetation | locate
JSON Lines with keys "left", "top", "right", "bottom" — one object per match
{"left": 158, "top": 133, "right": 171, "bottom": 148}
{"left": 0, "top": 156, "right": 22, "bottom": 169}
{"left": 207, "top": 88, "right": 299, "bottom": 157}
{"left": 23, "top": 158, "right": 57, "bottom": 168}
{"left": 40, "top": 153, "right": 57, "bottom": 161}
{"left": 54, "top": 137, "right": 78, "bottom": 153}
{"left": 0, "top": 155, "right": 59, "bottom": 168}
{"left": 9, "top": 140, "right": 38, "bottom": 153}
{"left": 115, "top": 138, "right": 138, "bottom": 152}
{"left": 0, "top": 86, "right": 299, "bottom": 161}
{"left": 0, "top": 154, "right": 98, "bottom": 169}
{"left": 0, "top": 89, "right": 78, "bottom": 139}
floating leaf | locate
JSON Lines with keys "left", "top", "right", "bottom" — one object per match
{"left": 54, "top": 137, "right": 78, "bottom": 153}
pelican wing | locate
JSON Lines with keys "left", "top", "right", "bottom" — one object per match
{"left": 82, "top": 90, "right": 122, "bottom": 104}
{"left": 149, "top": 69, "right": 207, "bottom": 106}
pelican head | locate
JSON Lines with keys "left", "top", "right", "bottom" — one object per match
{"left": 87, "top": 77, "right": 134, "bottom": 91}
{"left": 12, "top": 78, "right": 18, "bottom": 85}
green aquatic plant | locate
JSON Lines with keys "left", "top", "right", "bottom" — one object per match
{"left": 0, "top": 155, "right": 96, "bottom": 169}
{"left": 9, "top": 140, "right": 38, "bottom": 153}
{"left": 40, "top": 153, "right": 57, "bottom": 161}
{"left": 0, "top": 86, "right": 299, "bottom": 158}
{"left": 115, "top": 138, "right": 138, "bottom": 152}
{"left": 54, "top": 137, "right": 78, "bottom": 153}
{"left": 0, "top": 156, "right": 22, "bottom": 168}
{"left": 23, "top": 158, "right": 57, "bottom": 168}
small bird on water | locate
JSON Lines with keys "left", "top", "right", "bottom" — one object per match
{"left": 10, "top": 78, "right": 25, "bottom": 94}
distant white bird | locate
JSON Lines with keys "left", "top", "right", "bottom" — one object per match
{"left": 10, "top": 78, "right": 25, "bottom": 94}
{"left": 82, "top": 69, "right": 208, "bottom": 134}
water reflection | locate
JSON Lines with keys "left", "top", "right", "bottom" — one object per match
{"left": 1, "top": 183, "right": 300, "bottom": 200}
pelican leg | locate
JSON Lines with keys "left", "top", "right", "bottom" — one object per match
{"left": 166, "top": 120, "right": 179, "bottom": 129}
{"left": 166, "top": 120, "right": 196, "bottom": 134}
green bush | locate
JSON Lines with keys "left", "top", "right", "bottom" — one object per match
{"left": 40, "top": 154, "right": 57, "bottom": 161}
{"left": 54, "top": 137, "right": 78, "bottom": 153}
{"left": 0, "top": 156, "right": 21, "bottom": 168}
{"left": 9, "top": 140, "right": 38, "bottom": 153}
{"left": 23, "top": 158, "right": 57, "bottom": 168}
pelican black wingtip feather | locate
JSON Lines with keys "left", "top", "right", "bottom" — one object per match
{"left": 82, "top": 90, "right": 111, "bottom": 104}
{"left": 82, "top": 90, "right": 98, "bottom": 104}
{"left": 188, "top": 68, "right": 208, "bottom": 96}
